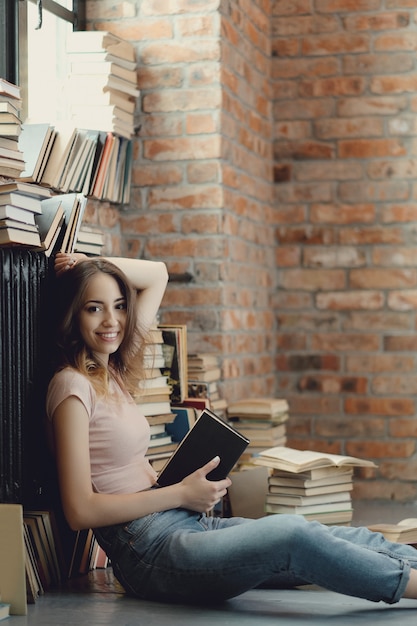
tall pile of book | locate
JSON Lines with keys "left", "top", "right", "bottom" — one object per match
{"left": 65, "top": 31, "right": 139, "bottom": 140}
{"left": 0, "top": 78, "right": 25, "bottom": 180}
{"left": 0, "top": 180, "right": 51, "bottom": 248}
{"left": 227, "top": 397, "right": 289, "bottom": 464}
{"left": 187, "top": 352, "right": 227, "bottom": 417}
{"left": 253, "top": 446, "right": 377, "bottom": 525}
{"left": 140, "top": 326, "right": 177, "bottom": 471}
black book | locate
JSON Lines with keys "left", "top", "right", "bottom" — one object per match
{"left": 157, "top": 408, "right": 250, "bottom": 487}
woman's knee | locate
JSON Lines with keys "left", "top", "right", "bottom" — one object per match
{"left": 257, "top": 513, "right": 314, "bottom": 548}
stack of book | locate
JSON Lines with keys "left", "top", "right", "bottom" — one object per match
{"left": 187, "top": 352, "right": 227, "bottom": 416}
{"left": 65, "top": 31, "right": 139, "bottom": 139}
{"left": 227, "top": 397, "right": 289, "bottom": 463}
{"left": 74, "top": 226, "right": 105, "bottom": 256}
{"left": 0, "top": 78, "right": 25, "bottom": 180}
{"left": 253, "top": 446, "right": 377, "bottom": 525}
{"left": 140, "top": 326, "right": 177, "bottom": 468}
{"left": 0, "top": 180, "right": 51, "bottom": 248}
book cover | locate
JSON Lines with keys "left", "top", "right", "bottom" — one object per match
{"left": 35, "top": 197, "right": 65, "bottom": 249}
{"left": 159, "top": 324, "right": 188, "bottom": 404}
{"left": 0, "top": 504, "right": 27, "bottom": 615}
{"left": 166, "top": 406, "right": 197, "bottom": 442}
{"left": 157, "top": 408, "right": 250, "bottom": 487}
{"left": 19, "top": 123, "right": 56, "bottom": 183}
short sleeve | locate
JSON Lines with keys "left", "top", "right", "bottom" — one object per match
{"left": 46, "top": 368, "right": 95, "bottom": 421}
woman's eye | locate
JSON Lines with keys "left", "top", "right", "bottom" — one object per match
{"left": 87, "top": 305, "right": 101, "bottom": 313}
{"left": 116, "top": 302, "right": 127, "bottom": 310}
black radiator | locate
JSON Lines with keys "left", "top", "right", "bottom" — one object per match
{"left": 0, "top": 248, "right": 51, "bottom": 504}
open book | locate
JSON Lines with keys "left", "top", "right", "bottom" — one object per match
{"left": 368, "top": 519, "right": 417, "bottom": 544}
{"left": 157, "top": 409, "right": 249, "bottom": 487}
{"left": 252, "top": 446, "right": 377, "bottom": 474}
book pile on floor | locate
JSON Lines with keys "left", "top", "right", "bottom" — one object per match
{"left": 187, "top": 352, "right": 227, "bottom": 416}
{"left": 253, "top": 446, "right": 377, "bottom": 525}
{"left": 65, "top": 31, "right": 139, "bottom": 140}
{"left": 227, "top": 397, "right": 289, "bottom": 464}
{"left": 0, "top": 78, "right": 25, "bottom": 180}
{"left": 141, "top": 325, "right": 177, "bottom": 471}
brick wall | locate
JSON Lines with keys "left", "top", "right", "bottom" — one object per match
{"left": 84, "top": 1, "right": 417, "bottom": 500}
{"left": 272, "top": 0, "right": 417, "bottom": 501}
{"left": 85, "top": 0, "right": 277, "bottom": 401}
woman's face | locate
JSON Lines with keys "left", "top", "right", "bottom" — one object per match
{"left": 78, "top": 272, "right": 127, "bottom": 364}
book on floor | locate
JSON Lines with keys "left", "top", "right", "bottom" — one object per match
{"left": 367, "top": 518, "right": 417, "bottom": 544}
{"left": 252, "top": 446, "right": 377, "bottom": 474}
{"left": 157, "top": 408, "right": 250, "bottom": 487}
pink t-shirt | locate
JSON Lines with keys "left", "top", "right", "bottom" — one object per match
{"left": 46, "top": 368, "right": 157, "bottom": 494}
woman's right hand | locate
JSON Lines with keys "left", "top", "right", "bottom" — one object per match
{"left": 54, "top": 252, "right": 88, "bottom": 277}
{"left": 179, "top": 457, "right": 232, "bottom": 513}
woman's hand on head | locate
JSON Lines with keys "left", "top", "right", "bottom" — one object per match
{"left": 54, "top": 252, "right": 88, "bottom": 277}
{"left": 179, "top": 456, "right": 232, "bottom": 513}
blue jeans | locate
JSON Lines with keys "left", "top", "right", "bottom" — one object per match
{"left": 94, "top": 508, "right": 417, "bottom": 605}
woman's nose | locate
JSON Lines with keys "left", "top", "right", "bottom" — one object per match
{"left": 103, "top": 309, "right": 117, "bottom": 325}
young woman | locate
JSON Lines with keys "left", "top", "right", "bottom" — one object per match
{"left": 47, "top": 251, "right": 417, "bottom": 606}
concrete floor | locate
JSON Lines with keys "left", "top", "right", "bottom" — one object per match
{"left": 11, "top": 501, "right": 417, "bottom": 625}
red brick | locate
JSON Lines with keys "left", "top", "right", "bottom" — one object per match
{"left": 343, "top": 53, "right": 413, "bottom": 75}
{"left": 346, "top": 354, "right": 416, "bottom": 373}
{"left": 373, "top": 246, "right": 417, "bottom": 266}
{"left": 315, "top": 416, "right": 385, "bottom": 437}
{"left": 339, "top": 138, "right": 406, "bottom": 158}
{"left": 275, "top": 246, "right": 301, "bottom": 267}
{"left": 388, "top": 290, "right": 417, "bottom": 311}
{"left": 339, "top": 226, "right": 404, "bottom": 244}
{"left": 338, "top": 96, "right": 408, "bottom": 117}
{"left": 353, "top": 481, "right": 417, "bottom": 502}
{"left": 374, "top": 32, "right": 417, "bottom": 51}
{"left": 316, "top": 291, "right": 383, "bottom": 310}
{"left": 299, "top": 77, "right": 366, "bottom": 98}
{"left": 310, "top": 203, "right": 375, "bottom": 222}
{"left": 298, "top": 375, "right": 368, "bottom": 394}
{"left": 339, "top": 181, "right": 409, "bottom": 203}
{"left": 343, "top": 12, "right": 410, "bottom": 31}
{"left": 345, "top": 397, "right": 415, "bottom": 416}
{"left": 132, "top": 163, "right": 183, "bottom": 186}
{"left": 385, "top": 335, "right": 417, "bottom": 350}
{"left": 315, "top": 117, "right": 383, "bottom": 139}
{"left": 343, "top": 311, "right": 410, "bottom": 331}
{"left": 279, "top": 268, "right": 345, "bottom": 290}
{"left": 314, "top": 0, "right": 380, "bottom": 11}
{"left": 301, "top": 33, "right": 369, "bottom": 56}
{"left": 143, "top": 137, "right": 221, "bottom": 161}
{"left": 350, "top": 268, "right": 417, "bottom": 289}
{"left": 311, "top": 333, "right": 380, "bottom": 351}
{"left": 276, "top": 353, "right": 340, "bottom": 371}
{"left": 373, "top": 376, "right": 417, "bottom": 395}
{"left": 346, "top": 439, "right": 415, "bottom": 458}
{"left": 303, "top": 246, "right": 366, "bottom": 268}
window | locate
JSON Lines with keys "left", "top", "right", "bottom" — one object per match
{"left": 0, "top": 0, "right": 85, "bottom": 122}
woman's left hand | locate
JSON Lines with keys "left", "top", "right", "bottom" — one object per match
{"left": 54, "top": 252, "right": 88, "bottom": 277}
